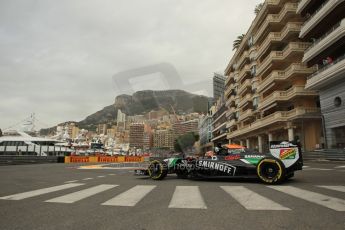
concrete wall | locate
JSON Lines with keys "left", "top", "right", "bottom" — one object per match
{"left": 319, "top": 79, "right": 345, "bottom": 148}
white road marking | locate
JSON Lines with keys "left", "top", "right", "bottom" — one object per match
{"left": 169, "top": 186, "right": 207, "bottom": 209}
{"left": 108, "top": 174, "right": 116, "bottom": 176}
{"left": 64, "top": 180, "right": 78, "bottom": 183}
{"left": 335, "top": 165, "right": 345, "bottom": 169}
{"left": 45, "top": 184, "right": 117, "bottom": 203}
{"left": 302, "top": 166, "right": 310, "bottom": 168}
{"left": 0, "top": 183, "right": 84, "bottom": 200}
{"left": 268, "top": 186, "right": 345, "bottom": 211}
{"left": 82, "top": 178, "right": 93, "bottom": 180}
{"left": 304, "top": 168, "right": 333, "bottom": 171}
{"left": 97, "top": 176, "right": 105, "bottom": 178}
{"left": 102, "top": 185, "right": 156, "bottom": 207}
{"left": 317, "top": 186, "right": 345, "bottom": 193}
{"left": 221, "top": 186, "right": 290, "bottom": 210}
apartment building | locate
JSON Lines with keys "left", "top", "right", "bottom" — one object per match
{"left": 225, "top": 0, "right": 321, "bottom": 152}
{"left": 213, "top": 73, "right": 226, "bottom": 101}
{"left": 299, "top": 0, "right": 345, "bottom": 148}
{"left": 211, "top": 96, "right": 228, "bottom": 146}
{"left": 153, "top": 129, "right": 175, "bottom": 150}
{"left": 199, "top": 114, "right": 213, "bottom": 152}
{"left": 129, "top": 123, "right": 145, "bottom": 149}
{"left": 172, "top": 119, "right": 199, "bottom": 137}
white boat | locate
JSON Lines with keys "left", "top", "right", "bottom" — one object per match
{"left": 0, "top": 130, "right": 73, "bottom": 156}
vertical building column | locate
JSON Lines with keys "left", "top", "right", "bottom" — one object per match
{"left": 288, "top": 128, "right": 294, "bottom": 141}
{"left": 246, "top": 139, "right": 250, "bottom": 149}
{"left": 258, "top": 135, "right": 263, "bottom": 153}
{"left": 240, "top": 140, "right": 244, "bottom": 146}
{"left": 268, "top": 133, "right": 273, "bottom": 142}
{"left": 228, "top": 139, "right": 232, "bottom": 144}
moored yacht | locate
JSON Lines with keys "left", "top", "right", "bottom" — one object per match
{"left": 0, "top": 130, "right": 73, "bottom": 156}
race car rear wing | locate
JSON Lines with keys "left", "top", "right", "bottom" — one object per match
{"left": 269, "top": 141, "right": 303, "bottom": 171}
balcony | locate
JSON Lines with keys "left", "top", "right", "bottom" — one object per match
{"left": 224, "top": 87, "right": 231, "bottom": 98}
{"left": 257, "top": 42, "right": 310, "bottom": 77}
{"left": 257, "top": 22, "right": 302, "bottom": 61}
{"left": 238, "top": 93, "right": 253, "bottom": 108}
{"left": 306, "top": 54, "right": 345, "bottom": 90}
{"left": 225, "top": 72, "right": 235, "bottom": 86}
{"left": 237, "top": 65, "right": 251, "bottom": 83}
{"left": 226, "top": 119, "right": 238, "bottom": 129}
{"left": 300, "top": 0, "right": 343, "bottom": 38}
{"left": 258, "top": 63, "right": 316, "bottom": 93}
{"left": 238, "top": 79, "right": 251, "bottom": 95}
{"left": 259, "top": 86, "right": 318, "bottom": 110}
{"left": 227, "top": 107, "right": 321, "bottom": 138}
{"left": 237, "top": 51, "right": 249, "bottom": 69}
{"left": 255, "top": 2, "right": 299, "bottom": 45}
{"left": 238, "top": 109, "right": 254, "bottom": 122}
{"left": 297, "top": 0, "right": 312, "bottom": 14}
{"left": 303, "top": 19, "right": 345, "bottom": 63}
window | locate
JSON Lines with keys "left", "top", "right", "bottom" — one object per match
{"left": 334, "top": 97, "right": 342, "bottom": 107}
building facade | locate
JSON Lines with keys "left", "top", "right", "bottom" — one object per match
{"left": 213, "top": 73, "right": 226, "bottom": 101}
{"left": 172, "top": 119, "right": 199, "bottom": 137}
{"left": 211, "top": 96, "right": 228, "bottom": 147}
{"left": 129, "top": 123, "right": 144, "bottom": 149}
{"left": 225, "top": 0, "right": 322, "bottom": 152}
{"left": 199, "top": 114, "right": 213, "bottom": 152}
{"left": 153, "top": 129, "right": 175, "bottom": 150}
{"left": 299, "top": 0, "right": 345, "bottom": 148}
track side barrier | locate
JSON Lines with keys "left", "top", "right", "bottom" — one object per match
{"left": 64, "top": 156, "right": 144, "bottom": 163}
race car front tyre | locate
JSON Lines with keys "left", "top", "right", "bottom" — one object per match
{"left": 257, "top": 158, "right": 285, "bottom": 184}
{"left": 148, "top": 160, "right": 168, "bottom": 180}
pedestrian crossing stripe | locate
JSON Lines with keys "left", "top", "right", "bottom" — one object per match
{"left": 316, "top": 185, "right": 345, "bottom": 193}
{"left": 268, "top": 186, "right": 345, "bottom": 211}
{"left": 45, "top": 184, "right": 117, "bottom": 203}
{"left": 169, "top": 186, "right": 207, "bottom": 209}
{"left": 102, "top": 185, "right": 156, "bottom": 207}
{"left": 221, "top": 186, "right": 290, "bottom": 210}
{"left": 0, "top": 183, "right": 84, "bottom": 200}
{"left": 1, "top": 184, "right": 344, "bottom": 211}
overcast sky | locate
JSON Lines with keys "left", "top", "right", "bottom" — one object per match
{"left": 0, "top": 0, "right": 262, "bottom": 130}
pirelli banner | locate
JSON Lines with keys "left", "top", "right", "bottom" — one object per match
{"left": 64, "top": 156, "right": 144, "bottom": 163}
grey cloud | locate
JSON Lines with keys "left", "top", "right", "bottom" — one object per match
{"left": 0, "top": 0, "right": 262, "bottom": 129}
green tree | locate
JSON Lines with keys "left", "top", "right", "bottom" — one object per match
{"left": 254, "top": 3, "right": 264, "bottom": 15}
{"left": 233, "top": 34, "right": 245, "bottom": 51}
{"left": 174, "top": 132, "right": 199, "bottom": 153}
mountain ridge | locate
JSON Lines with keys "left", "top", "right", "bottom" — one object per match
{"left": 41, "top": 90, "right": 212, "bottom": 134}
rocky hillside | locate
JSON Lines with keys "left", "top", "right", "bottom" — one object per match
{"left": 77, "top": 90, "right": 211, "bottom": 130}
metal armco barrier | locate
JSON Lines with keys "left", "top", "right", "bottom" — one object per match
{"left": 64, "top": 156, "right": 144, "bottom": 163}
{"left": 0, "top": 156, "right": 63, "bottom": 165}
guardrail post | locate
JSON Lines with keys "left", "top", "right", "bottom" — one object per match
{"left": 4, "top": 145, "right": 7, "bottom": 155}
{"left": 39, "top": 145, "right": 42, "bottom": 156}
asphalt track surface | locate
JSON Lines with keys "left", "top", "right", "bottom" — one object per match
{"left": 0, "top": 161, "right": 344, "bottom": 230}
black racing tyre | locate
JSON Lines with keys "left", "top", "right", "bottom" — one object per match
{"left": 257, "top": 158, "right": 286, "bottom": 184}
{"left": 148, "top": 160, "right": 168, "bottom": 180}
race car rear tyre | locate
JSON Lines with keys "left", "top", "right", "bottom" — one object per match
{"left": 257, "top": 158, "right": 285, "bottom": 184}
{"left": 148, "top": 160, "right": 168, "bottom": 180}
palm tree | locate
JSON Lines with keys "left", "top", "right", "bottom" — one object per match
{"left": 254, "top": 3, "right": 264, "bottom": 15}
{"left": 233, "top": 34, "right": 245, "bottom": 51}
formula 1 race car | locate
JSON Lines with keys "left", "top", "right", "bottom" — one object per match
{"left": 134, "top": 141, "right": 303, "bottom": 184}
